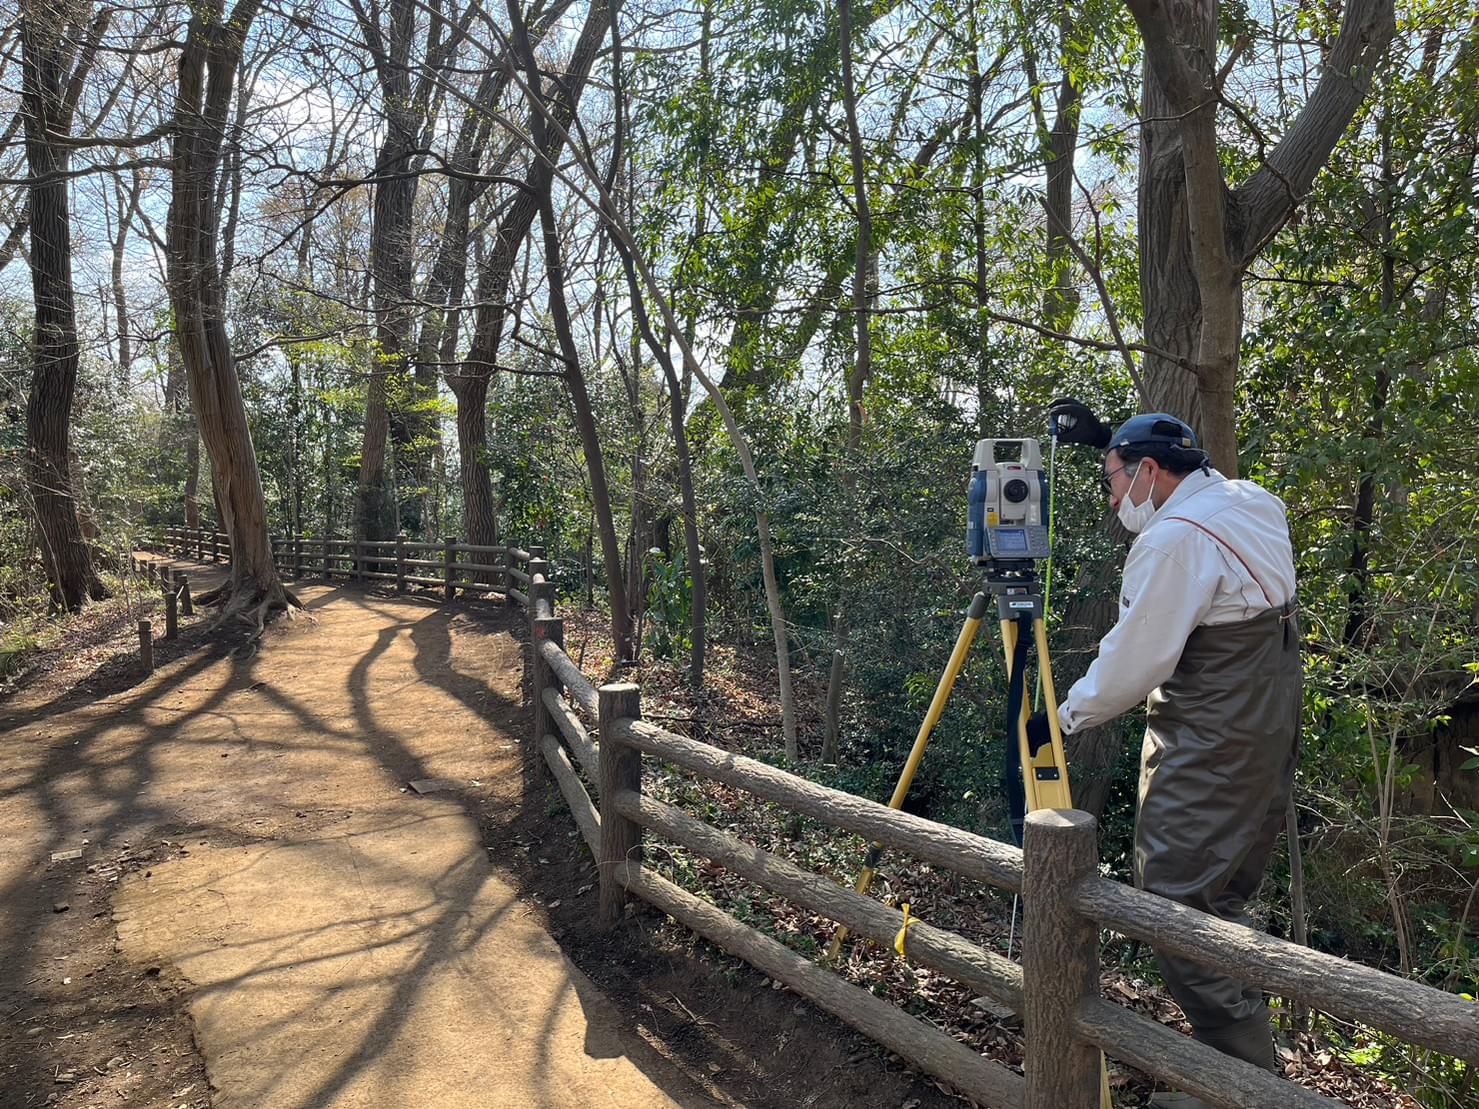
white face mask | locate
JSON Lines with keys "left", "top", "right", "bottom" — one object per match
{"left": 1116, "top": 462, "right": 1159, "bottom": 533}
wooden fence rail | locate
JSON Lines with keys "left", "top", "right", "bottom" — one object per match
{"left": 146, "top": 525, "right": 516, "bottom": 601}
{"left": 137, "top": 523, "right": 1478, "bottom": 1108}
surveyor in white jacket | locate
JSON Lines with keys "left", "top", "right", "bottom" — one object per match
{"left": 1030, "top": 405, "right": 1301, "bottom": 1108}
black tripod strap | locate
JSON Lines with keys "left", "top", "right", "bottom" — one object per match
{"left": 1001, "top": 612, "right": 1031, "bottom": 847}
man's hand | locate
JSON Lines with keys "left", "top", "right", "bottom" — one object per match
{"left": 1048, "top": 397, "right": 1112, "bottom": 449}
{"left": 1025, "top": 711, "right": 1054, "bottom": 756}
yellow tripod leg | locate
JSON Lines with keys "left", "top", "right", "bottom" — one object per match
{"left": 826, "top": 594, "right": 990, "bottom": 960}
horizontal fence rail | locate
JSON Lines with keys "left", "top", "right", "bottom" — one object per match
{"left": 137, "top": 523, "right": 1478, "bottom": 1108}
{"left": 143, "top": 526, "right": 522, "bottom": 604}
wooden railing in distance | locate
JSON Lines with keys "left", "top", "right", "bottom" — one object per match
{"left": 143, "top": 525, "right": 524, "bottom": 603}
{"left": 140, "top": 524, "right": 1479, "bottom": 1108}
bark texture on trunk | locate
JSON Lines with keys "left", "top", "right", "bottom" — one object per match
{"left": 1127, "top": 0, "right": 1396, "bottom": 472}
{"left": 166, "top": 0, "right": 293, "bottom": 626}
{"left": 20, "top": 0, "right": 108, "bottom": 611}
{"left": 353, "top": 0, "right": 458, "bottom": 541}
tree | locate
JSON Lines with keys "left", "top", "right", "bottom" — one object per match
{"left": 1127, "top": 0, "right": 1397, "bottom": 472}
{"left": 166, "top": 0, "right": 296, "bottom": 627}
{"left": 507, "top": 0, "right": 634, "bottom": 659}
{"left": 351, "top": 0, "right": 468, "bottom": 541}
{"left": 19, "top": 0, "right": 109, "bottom": 611}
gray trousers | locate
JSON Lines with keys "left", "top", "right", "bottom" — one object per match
{"left": 1135, "top": 606, "right": 1301, "bottom": 1030}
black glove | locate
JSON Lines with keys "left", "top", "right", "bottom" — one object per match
{"left": 1024, "top": 711, "right": 1055, "bottom": 756}
{"left": 1047, "top": 396, "right": 1112, "bottom": 450}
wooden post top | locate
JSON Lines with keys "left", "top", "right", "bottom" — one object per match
{"left": 1024, "top": 809, "right": 1096, "bottom": 834}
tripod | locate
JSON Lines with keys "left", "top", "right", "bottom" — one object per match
{"left": 826, "top": 561, "right": 1111, "bottom": 1106}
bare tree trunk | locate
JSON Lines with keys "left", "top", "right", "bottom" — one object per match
{"left": 353, "top": 0, "right": 447, "bottom": 541}
{"left": 509, "top": 0, "right": 630, "bottom": 658}
{"left": 449, "top": 0, "right": 606, "bottom": 556}
{"left": 19, "top": 0, "right": 108, "bottom": 611}
{"left": 822, "top": 0, "right": 877, "bottom": 765}
{"left": 535, "top": 179, "right": 632, "bottom": 660}
{"left": 166, "top": 0, "right": 295, "bottom": 628}
{"left": 1045, "top": 0, "right": 1400, "bottom": 807}
{"left": 1127, "top": 0, "right": 1395, "bottom": 473}
{"left": 110, "top": 172, "right": 142, "bottom": 385}
{"left": 501, "top": 4, "right": 797, "bottom": 747}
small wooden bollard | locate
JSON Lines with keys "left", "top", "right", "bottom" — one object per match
{"left": 138, "top": 619, "right": 154, "bottom": 674}
{"left": 443, "top": 536, "right": 456, "bottom": 602}
{"left": 178, "top": 574, "right": 193, "bottom": 616}
{"left": 395, "top": 532, "right": 407, "bottom": 594}
{"left": 597, "top": 683, "right": 642, "bottom": 926}
{"left": 1022, "top": 809, "right": 1102, "bottom": 1109}
{"left": 163, "top": 583, "right": 178, "bottom": 640}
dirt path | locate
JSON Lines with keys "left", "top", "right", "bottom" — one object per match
{"left": 0, "top": 561, "right": 694, "bottom": 1108}
{"left": 1, "top": 559, "right": 954, "bottom": 1109}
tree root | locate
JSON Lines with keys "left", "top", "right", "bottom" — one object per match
{"left": 201, "top": 580, "right": 306, "bottom": 649}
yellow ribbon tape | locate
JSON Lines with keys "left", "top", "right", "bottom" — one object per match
{"left": 894, "top": 902, "right": 918, "bottom": 958}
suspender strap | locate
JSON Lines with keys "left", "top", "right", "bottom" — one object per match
{"left": 1163, "top": 515, "right": 1277, "bottom": 609}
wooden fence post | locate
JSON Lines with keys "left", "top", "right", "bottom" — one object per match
{"left": 395, "top": 532, "right": 407, "bottom": 594}
{"left": 598, "top": 683, "right": 642, "bottom": 926}
{"left": 138, "top": 619, "right": 153, "bottom": 674}
{"left": 530, "top": 566, "right": 553, "bottom": 616}
{"left": 195, "top": 529, "right": 204, "bottom": 560}
{"left": 163, "top": 582, "right": 178, "bottom": 640}
{"left": 323, "top": 535, "right": 333, "bottom": 581}
{"left": 443, "top": 536, "right": 456, "bottom": 601}
{"left": 531, "top": 613, "right": 564, "bottom": 747}
{"left": 1022, "top": 809, "right": 1102, "bottom": 1109}
{"left": 210, "top": 531, "right": 220, "bottom": 562}
{"left": 178, "top": 574, "right": 193, "bottom": 616}
{"left": 293, "top": 533, "right": 303, "bottom": 579}
{"left": 503, "top": 547, "right": 517, "bottom": 605}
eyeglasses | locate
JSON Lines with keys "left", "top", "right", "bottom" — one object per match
{"left": 1100, "top": 462, "right": 1133, "bottom": 492}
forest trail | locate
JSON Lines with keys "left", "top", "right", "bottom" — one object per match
{"left": 0, "top": 556, "right": 686, "bottom": 1108}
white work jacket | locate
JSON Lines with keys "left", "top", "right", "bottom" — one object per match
{"left": 1058, "top": 468, "right": 1298, "bottom": 736}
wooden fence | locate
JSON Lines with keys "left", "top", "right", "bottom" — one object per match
{"left": 146, "top": 525, "right": 532, "bottom": 604}
{"left": 139, "top": 525, "right": 1479, "bottom": 1108}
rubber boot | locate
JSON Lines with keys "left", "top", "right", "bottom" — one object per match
{"left": 1148, "top": 1013, "right": 1277, "bottom": 1107}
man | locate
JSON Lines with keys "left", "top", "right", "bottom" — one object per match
{"left": 1030, "top": 402, "right": 1302, "bottom": 1105}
